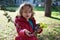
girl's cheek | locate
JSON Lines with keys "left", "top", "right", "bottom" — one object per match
{"left": 27, "top": 13, "right": 31, "bottom": 17}
{"left": 22, "top": 13, "right": 26, "bottom": 17}
{"left": 30, "top": 13, "right": 32, "bottom": 17}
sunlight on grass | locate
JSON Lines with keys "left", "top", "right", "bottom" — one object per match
{"left": 52, "top": 12, "right": 60, "bottom": 18}
{"left": 0, "top": 10, "right": 60, "bottom": 40}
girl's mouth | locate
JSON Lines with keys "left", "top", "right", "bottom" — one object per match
{"left": 26, "top": 16, "right": 29, "bottom": 17}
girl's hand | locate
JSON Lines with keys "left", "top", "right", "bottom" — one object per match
{"left": 37, "top": 28, "right": 43, "bottom": 33}
{"left": 25, "top": 29, "right": 32, "bottom": 37}
{"left": 37, "top": 28, "right": 41, "bottom": 32}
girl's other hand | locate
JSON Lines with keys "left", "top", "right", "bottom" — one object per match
{"left": 37, "top": 28, "right": 43, "bottom": 33}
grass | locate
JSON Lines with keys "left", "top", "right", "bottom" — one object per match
{"left": 51, "top": 11, "right": 60, "bottom": 20}
{"left": 4, "top": 6, "right": 60, "bottom": 18}
{"left": 3, "top": 6, "right": 60, "bottom": 11}
{"left": 2, "top": 6, "right": 44, "bottom": 12}
{"left": 34, "top": 7, "right": 44, "bottom": 11}
{"left": 2, "top": 6, "right": 60, "bottom": 22}
{"left": 0, "top": 6, "right": 60, "bottom": 40}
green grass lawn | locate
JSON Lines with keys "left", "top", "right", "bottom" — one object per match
{"left": 4, "top": 6, "right": 60, "bottom": 11}
{"left": 0, "top": 10, "right": 60, "bottom": 40}
{"left": 2, "top": 6, "right": 44, "bottom": 12}
{"left": 3, "top": 6, "right": 60, "bottom": 20}
{"left": 4, "top": 6, "right": 60, "bottom": 19}
{"left": 0, "top": 6, "right": 60, "bottom": 40}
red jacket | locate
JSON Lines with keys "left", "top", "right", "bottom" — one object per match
{"left": 15, "top": 16, "right": 43, "bottom": 40}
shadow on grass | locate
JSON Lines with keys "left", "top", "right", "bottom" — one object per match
{"left": 49, "top": 16, "right": 60, "bottom": 20}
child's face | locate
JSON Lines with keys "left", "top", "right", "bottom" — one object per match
{"left": 22, "top": 6, "right": 32, "bottom": 19}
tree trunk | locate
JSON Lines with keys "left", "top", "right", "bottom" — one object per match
{"left": 45, "top": 0, "right": 52, "bottom": 17}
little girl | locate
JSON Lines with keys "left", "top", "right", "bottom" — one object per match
{"left": 15, "top": 2, "right": 43, "bottom": 40}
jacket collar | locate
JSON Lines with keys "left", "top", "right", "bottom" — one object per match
{"left": 16, "top": 16, "right": 34, "bottom": 23}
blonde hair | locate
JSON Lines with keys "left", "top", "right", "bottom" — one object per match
{"left": 15, "top": 2, "right": 34, "bottom": 18}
